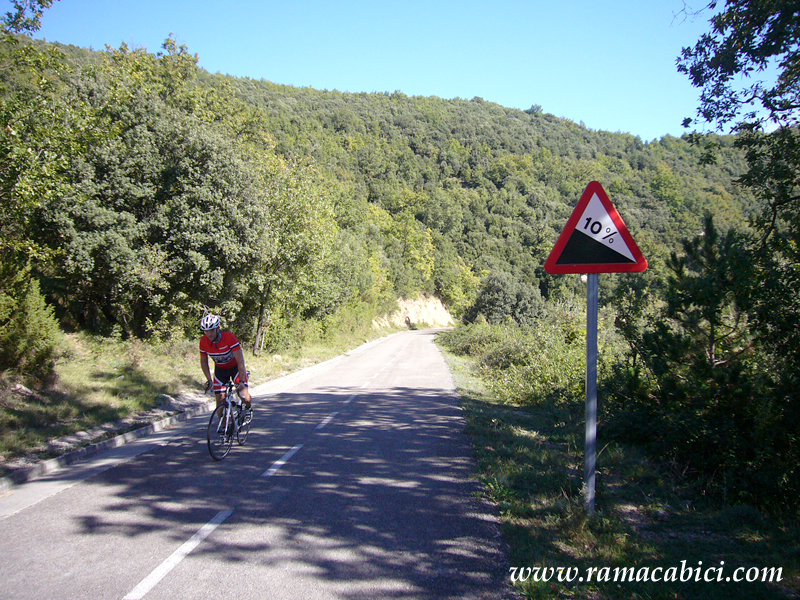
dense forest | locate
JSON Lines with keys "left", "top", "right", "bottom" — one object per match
{"left": 1, "top": 1, "right": 798, "bottom": 512}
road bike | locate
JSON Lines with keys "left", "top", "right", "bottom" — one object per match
{"left": 207, "top": 377, "right": 253, "bottom": 461}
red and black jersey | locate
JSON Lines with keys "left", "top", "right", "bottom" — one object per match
{"left": 199, "top": 330, "right": 241, "bottom": 369}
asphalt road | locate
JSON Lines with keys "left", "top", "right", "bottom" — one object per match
{"left": 0, "top": 330, "right": 516, "bottom": 600}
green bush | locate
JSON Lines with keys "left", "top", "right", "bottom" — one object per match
{"left": 437, "top": 320, "right": 508, "bottom": 357}
{"left": 0, "top": 272, "right": 61, "bottom": 380}
{"left": 438, "top": 305, "right": 610, "bottom": 406}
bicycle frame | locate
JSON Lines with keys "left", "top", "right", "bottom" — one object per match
{"left": 220, "top": 384, "right": 239, "bottom": 425}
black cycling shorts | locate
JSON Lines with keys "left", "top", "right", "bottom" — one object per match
{"left": 212, "top": 365, "right": 241, "bottom": 394}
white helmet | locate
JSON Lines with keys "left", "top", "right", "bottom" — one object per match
{"left": 200, "top": 314, "right": 221, "bottom": 331}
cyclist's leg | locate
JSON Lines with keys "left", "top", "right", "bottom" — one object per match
{"left": 233, "top": 372, "right": 252, "bottom": 409}
{"left": 237, "top": 404, "right": 252, "bottom": 444}
{"left": 213, "top": 366, "right": 237, "bottom": 415}
{"left": 214, "top": 392, "right": 225, "bottom": 416}
{"left": 239, "top": 386, "right": 252, "bottom": 409}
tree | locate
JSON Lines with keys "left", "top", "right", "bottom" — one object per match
{"left": 678, "top": 1, "right": 800, "bottom": 398}
{"left": 249, "top": 158, "right": 338, "bottom": 354}
{"left": 33, "top": 39, "right": 286, "bottom": 339}
{"left": 605, "top": 215, "right": 799, "bottom": 505}
{"left": 464, "top": 272, "right": 543, "bottom": 327}
{"left": 629, "top": 2, "right": 800, "bottom": 505}
{"left": 664, "top": 214, "right": 752, "bottom": 371}
{"left": 678, "top": 0, "right": 800, "bottom": 235}
{"left": 0, "top": 0, "right": 65, "bottom": 377}
{"left": 0, "top": 0, "right": 72, "bottom": 255}
{"left": 2, "top": 1, "right": 56, "bottom": 33}
{"left": 678, "top": 0, "right": 800, "bottom": 131}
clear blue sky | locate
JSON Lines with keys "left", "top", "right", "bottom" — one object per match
{"left": 9, "top": 0, "right": 716, "bottom": 141}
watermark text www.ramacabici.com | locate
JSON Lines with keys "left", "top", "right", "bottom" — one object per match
{"left": 510, "top": 562, "right": 784, "bottom": 585}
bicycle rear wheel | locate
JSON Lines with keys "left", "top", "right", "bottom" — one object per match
{"left": 207, "top": 407, "right": 234, "bottom": 460}
{"left": 236, "top": 407, "right": 252, "bottom": 445}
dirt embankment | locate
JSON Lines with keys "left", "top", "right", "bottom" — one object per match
{"left": 373, "top": 295, "right": 455, "bottom": 329}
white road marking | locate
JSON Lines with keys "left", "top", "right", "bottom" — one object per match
{"left": 316, "top": 412, "right": 338, "bottom": 430}
{"left": 123, "top": 508, "right": 233, "bottom": 600}
{"left": 261, "top": 444, "right": 304, "bottom": 478}
{"left": 344, "top": 394, "right": 357, "bottom": 405}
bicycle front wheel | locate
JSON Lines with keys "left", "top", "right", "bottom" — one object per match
{"left": 207, "top": 407, "right": 234, "bottom": 460}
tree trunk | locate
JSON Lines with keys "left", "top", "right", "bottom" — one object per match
{"left": 253, "top": 284, "right": 272, "bottom": 356}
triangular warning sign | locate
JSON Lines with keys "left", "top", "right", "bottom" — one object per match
{"left": 544, "top": 181, "right": 647, "bottom": 274}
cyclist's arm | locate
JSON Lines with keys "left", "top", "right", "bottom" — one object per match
{"left": 200, "top": 353, "right": 212, "bottom": 384}
{"left": 232, "top": 346, "right": 248, "bottom": 384}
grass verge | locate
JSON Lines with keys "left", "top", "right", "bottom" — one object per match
{"left": 439, "top": 344, "right": 800, "bottom": 600}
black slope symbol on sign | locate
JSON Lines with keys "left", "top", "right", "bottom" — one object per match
{"left": 556, "top": 230, "right": 636, "bottom": 265}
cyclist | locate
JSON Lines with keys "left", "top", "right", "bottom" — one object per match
{"left": 199, "top": 314, "right": 252, "bottom": 420}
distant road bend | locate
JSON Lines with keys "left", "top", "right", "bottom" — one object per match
{"left": 0, "top": 329, "right": 517, "bottom": 600}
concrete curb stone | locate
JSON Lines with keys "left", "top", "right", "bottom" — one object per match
{"left": 0, "top": 395, "right": 216, "bottom": 493}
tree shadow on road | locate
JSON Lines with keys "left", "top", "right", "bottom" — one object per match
{"left": 69, "top": 384, "right": 519, "bottom": 599}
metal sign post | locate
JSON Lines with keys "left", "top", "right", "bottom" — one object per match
{"left": 544, "top": 182, "right": 647, "bottom": 516}
{"left": 585, "top": 273, "right": 599, "bottom": 515}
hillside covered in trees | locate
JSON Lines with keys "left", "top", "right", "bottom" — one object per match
{"left": 218, "top": 71, "right": 755, "bottom": 299}
{"left": 2, "top": 0, "right": 798, "bottom": 513}
{"left": 4, "top": 33, "right": 757, "bottom": 348}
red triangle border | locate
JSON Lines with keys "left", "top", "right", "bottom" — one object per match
{"left": 544, "top": 181, "right": 648, "bottom": 274}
